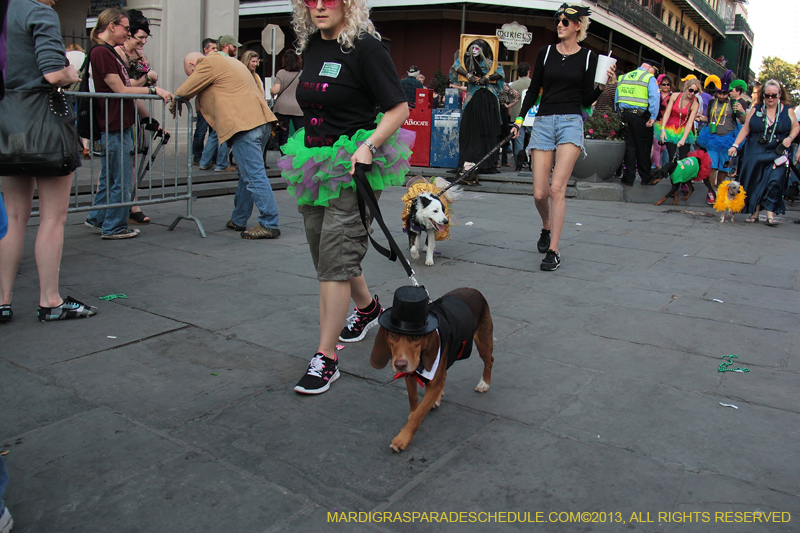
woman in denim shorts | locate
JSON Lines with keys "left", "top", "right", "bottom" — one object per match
{"left": 279, "top": 0, "right": 413, "bottom": 395}
{"left": 513, "top": 3, "right": 616, "bottom": 271}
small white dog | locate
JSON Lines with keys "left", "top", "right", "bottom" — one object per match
{"left": 406, "top": 192, "right": 449, "bottom": 266}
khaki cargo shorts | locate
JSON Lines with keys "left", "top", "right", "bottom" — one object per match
{"left": 299, "top": 187, "right": 379, "bottom": 281}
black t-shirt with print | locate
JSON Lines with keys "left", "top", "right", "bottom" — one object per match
{"left": 297, "top": 32, "right": 406, "bottom": 148}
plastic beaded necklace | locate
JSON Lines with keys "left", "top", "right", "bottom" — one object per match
{"left": 711, "top": 99, "right": 728, "bottom": 127}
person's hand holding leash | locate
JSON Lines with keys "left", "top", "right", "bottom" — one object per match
{"left": 350, "top": 142, "right": 373, "bottom": 176}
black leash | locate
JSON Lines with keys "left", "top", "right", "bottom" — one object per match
{"left": 435, "top": 130, "right": 516, "bottom": 199}
{"left": 353, "top": 163, "right": 420, "bottom": 287}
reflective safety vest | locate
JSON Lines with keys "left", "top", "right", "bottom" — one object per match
{"left": 616, "top": 69, "right": 653, "bottom": 108}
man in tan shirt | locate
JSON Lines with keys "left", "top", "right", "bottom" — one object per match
{"left": 173, "top": 50, "right": 281, "bottom": 239}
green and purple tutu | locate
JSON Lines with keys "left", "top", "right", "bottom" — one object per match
{"left": 278, "top": 115, "right": 415, "bottom": 207}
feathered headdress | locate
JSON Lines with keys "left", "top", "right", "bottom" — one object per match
{"left": 704, "top": 75, "right": 721, "bottom": 90}
{"left": 720, "top": 70, "right": 734, "bottom": 91}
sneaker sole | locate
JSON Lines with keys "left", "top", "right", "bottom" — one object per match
{"left": 338, "top": 316, "right": 379, "bottom": 343}
{"left": 84, "top": 221, "right": 103, "bottom": 234}
{"left": 293, "top": 369, "right": 340, "bottom": 394}
{"left": 541, "top": 260, "right": 560, "bottom": 271}
{"left": 101, "top": 230, "right": 140, "bottom": 240}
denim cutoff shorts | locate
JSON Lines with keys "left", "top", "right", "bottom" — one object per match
{"left": 527, "top": 114, "right": 585, "bottom": 152}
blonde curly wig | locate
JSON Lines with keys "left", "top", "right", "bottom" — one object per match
{"left": 291, "top": 0, "right": 380, "bottom": 53}
{"left": 576, "top": 17, "right": 590, "bottom": 42}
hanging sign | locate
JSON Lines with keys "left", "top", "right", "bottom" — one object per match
{"left": 496, "top": 22, "right": 532, "bottom": 51}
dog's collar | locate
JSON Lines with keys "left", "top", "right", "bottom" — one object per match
{"left": 393, "top": 335, "right": 441, "bottom": 387}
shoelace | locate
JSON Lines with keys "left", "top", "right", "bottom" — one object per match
{"left": 306, "top": 355, "right": 326, "bottom": 378}
{"left": 343, "top": 309, "right": 359, "bottom": 329}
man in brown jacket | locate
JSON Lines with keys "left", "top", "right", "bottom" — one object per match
{"left": 173, "top": 51, "right": 281, "bottom": 239}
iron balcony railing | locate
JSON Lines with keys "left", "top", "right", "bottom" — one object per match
{"left": 692, "top": 48, "right": 727, "bottom": 77}
{"left": 730, "top": 14, "right": 754, "bottom": 43}
{"left": 607, "top": 0, "right": 694, "bottom": 57}
{"left": 684, "top": 0, "right": 727, "bottom": 36}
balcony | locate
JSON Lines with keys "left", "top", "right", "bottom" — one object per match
{"left": 670, "top": 0, "right": 727, "bottom": 37}
{"left": 729, "top": 14, "right": 754, "bottom": 43}
{"left": 607, "top": 0, "right": 693, "bottom": 56}
{"left": 692, "top": 48, "right": 727, "bottom": 77}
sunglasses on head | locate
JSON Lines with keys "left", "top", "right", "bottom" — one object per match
{"left": 764, "top": 93, "right": 780, "bottom": 99}
{"left": 303, "top": 0, "right": 340, "bottom": 7}
{"left": 555, "top": 18, "right": 572, "bottom": 27}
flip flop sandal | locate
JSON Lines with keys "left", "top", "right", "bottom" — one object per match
{"left": 767, "top": 218, "right": 778, "bottom": 227}
{"left": 745, "top": 216, "right": 759, "bottom": 223}
{"left": 129, "top": 211, "right": 150, "bottom": 225}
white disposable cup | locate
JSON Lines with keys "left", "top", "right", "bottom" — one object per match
{"left": 595, "top": 55, "right": 617, "bottom": 84}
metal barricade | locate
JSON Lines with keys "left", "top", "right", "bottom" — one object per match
{"left": 38, "top": 93, "right": 207, "bottom": 237}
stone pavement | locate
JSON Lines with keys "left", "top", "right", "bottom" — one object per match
{"left": 2, "top": 187, "right": 800, "bottom": 532}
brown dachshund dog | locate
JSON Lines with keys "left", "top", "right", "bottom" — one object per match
{"left": 370, "top": 287, "right": 494, "bottom": 452}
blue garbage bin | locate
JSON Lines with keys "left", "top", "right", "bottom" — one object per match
{"left": 430, "top": 109, "right": 461, "bottom": 168}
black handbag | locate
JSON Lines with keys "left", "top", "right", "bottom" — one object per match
{"left": 0, "top": 88, "right": 81, "bottom": 177}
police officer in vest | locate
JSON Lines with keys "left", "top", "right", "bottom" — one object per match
{"left": 615, "top": 59, "right": 661, "bottom": 186}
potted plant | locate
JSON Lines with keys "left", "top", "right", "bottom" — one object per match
{"left": 571, "top": 111, "right": 628, "bottom": 182}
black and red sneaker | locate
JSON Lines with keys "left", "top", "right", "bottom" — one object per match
{"left": 294, "top": 352, "right": 340, "bottom": 395}
{"left": 338, "top": 296, "right": 382, "bottom": 343}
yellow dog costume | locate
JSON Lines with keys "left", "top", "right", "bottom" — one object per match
{"left": 401, "top": 176, "right": 457, "bottom": 241}
{"left": 713, "top": 180, "right": 745, "bottom": 213}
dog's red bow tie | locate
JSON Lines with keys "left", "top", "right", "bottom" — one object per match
{"left": 393, "top": 372, "right": 427, "bottom": 387}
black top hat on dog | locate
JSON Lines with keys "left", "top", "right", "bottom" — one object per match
{"left": 378, "top": 286, "right": 439, "bottom": 335}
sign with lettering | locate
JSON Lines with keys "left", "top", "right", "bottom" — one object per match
{"left": 496, "top": 22, "right": 532, "bottom": 51}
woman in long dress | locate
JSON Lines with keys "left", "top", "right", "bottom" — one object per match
{"left": 728, "top": 79, "right": 799, "bottom": 226}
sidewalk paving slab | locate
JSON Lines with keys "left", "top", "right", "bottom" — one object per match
{"left": 2, "top": 186, "right": 800, "bottom": 532}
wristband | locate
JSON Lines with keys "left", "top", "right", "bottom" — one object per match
{"left": 148, "top": 86, "right": 156, "bottom": 95}
{"left": 363, "top": 139, "right": 378, "bottom": 155}
{"left": 732, "top": 144, "right": 739, "bottom": 150}
{"left": 514, "top": 117, "right": 523, "bottom": 126}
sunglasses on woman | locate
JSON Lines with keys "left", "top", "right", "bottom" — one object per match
{"left": 660, "top": 82, "right": 671, "bottom": 86}
{"left": 687, "top": 88, "right": 697, "bottom": 94}
{"left": 764, "top": 93, "right": 780, "bottom": 99}
{"left": 303, "top": 0, "right": 340, "bottom": 7}
{"left": 555, "top": 18, "right": 572, "bottom": 27}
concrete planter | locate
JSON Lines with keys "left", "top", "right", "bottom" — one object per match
{"left": 571, "top": 139, "right": 626, "bottom": 182}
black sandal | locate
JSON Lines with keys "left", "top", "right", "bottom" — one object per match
{"left": 129, "top": 211, "right": 150, "bottom": 225}
{"left": 0, "top": 304, "right": 12, "bottom": 322}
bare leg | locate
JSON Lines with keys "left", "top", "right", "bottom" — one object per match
{"left": 0, "top": 176, "right": 35, "bottom": 306}
{"left": 318, "top": 280, "right": 352, "bottom": 358}
{"left": 716, "top": 170, "right": 728, "bottom": 188}
{"left": 349, "top": 274, "right": 372, "bottom": 309}
{"left": 532, "top": 149, "right": 554, "bottom": 231}
{"left": 33, "top": 174, "right": 73, "bottom": 307}
{"left": 317, "top": 274, "right": 373, "bottom": 357}
{"left": 548, "top": 143, "right": 582, "bottom": 253}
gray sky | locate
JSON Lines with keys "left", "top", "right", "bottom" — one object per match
{"left": 748, "top": 0, "right": 800, "bottom": 73}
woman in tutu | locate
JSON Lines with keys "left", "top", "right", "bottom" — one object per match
{"left": 656, "top": 77, "right": 701, "bottom": 163}
{"left": 279, "top": 0, "right": 413, "bottom": 395}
